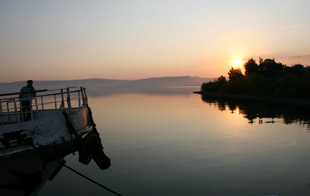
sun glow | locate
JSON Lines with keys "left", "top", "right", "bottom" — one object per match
{"left": 233, "top": 59, "right": 242, "bottom": 67}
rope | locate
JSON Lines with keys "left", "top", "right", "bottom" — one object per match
{"left": 61, "top": 162, "right": 122, "bottom": 196}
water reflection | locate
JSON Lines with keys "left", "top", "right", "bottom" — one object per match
{"left": 38, "top": 93, "right": 310, "bottom": 196}
{"left": 201, "top": 94, "right": 310, "bottom": 129}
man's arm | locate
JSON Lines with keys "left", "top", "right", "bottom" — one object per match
{"left": 31, "top": 87, "right": 36, "bottom": 96}
{"left": 19, "top": 87, "right": 25, "bottom": 99}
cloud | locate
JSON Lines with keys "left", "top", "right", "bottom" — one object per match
{"left": 288, "top": 54, "right": 310, "bottom": 59}
{"left": 281, "top": 24, "right": 301, "bottom": 30}
{"left": 280, "top": 54, "right": 310, "bottom": 66}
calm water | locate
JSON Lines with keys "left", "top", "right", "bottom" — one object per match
{"left": 39, "top": 90, "right": 310, "bottom": 196}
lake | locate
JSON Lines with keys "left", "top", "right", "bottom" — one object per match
{"left": 38, "top": 88, "right": 310, "bottom": 196}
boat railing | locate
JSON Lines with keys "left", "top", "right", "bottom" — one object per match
{"left": 0, "top": 87, "right": 88, "bottom": 125}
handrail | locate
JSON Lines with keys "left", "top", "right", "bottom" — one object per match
{"left": 0, "top": 87, "right": 88, "bottom": 125}
{"left": 0, "top": 86, "right": 82, "bottom": 98}
{"left": 38, "top": 89, "right": 81, "bottom": 97}
{"left": 0, "top": 89, "right": 48, "bottom": 97}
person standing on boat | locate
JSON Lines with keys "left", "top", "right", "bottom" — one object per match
{"left": 19, "top": 80, "right": 36, "bottom": 121}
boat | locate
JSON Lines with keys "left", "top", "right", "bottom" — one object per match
{"left": 0, "top": 87, "right": 111, "bottom": 195}
{"left": 0, "top": 87, "right": 96, "bottom": 158}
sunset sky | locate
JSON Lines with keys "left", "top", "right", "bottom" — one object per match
{"left": 1, "top": 0, "right": 309, "bottom": 83}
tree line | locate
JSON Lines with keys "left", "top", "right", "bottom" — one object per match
{"left": 201, "top": 58, "right": 310, "bottom": 99}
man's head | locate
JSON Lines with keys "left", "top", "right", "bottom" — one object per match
{"left": 27, "top": 80, "right": 33, "bottom": 87}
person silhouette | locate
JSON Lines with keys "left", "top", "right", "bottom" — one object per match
{"left": 19, "top": 80, "right": 36, "bottom": 121}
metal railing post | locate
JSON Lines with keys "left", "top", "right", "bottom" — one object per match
{"left": 34, "top": 97, "right": 39, "bottom": 117}
{"left": 78, "top": 90, "right": 81, "bottom": 108}
{"left": 30, "top": 98, "right": 34, "bottom": 121}
{"left": 20, "top": 100, "right": 24, "bottom": 122}
{"left": 41, "top": 96, "right": 44, "bottom": 110}
{"left": 80, "top": 87, "right": 85, "bottom": 107}
{"left": 6, "top": 102, "right": 11, "bottom": 123}
{"left": 60, "top": 89, "right": 65, "bottom": 109}
{"left": 0, "top": 101, "right": 3, "bottom": 125}
{"left": 54, "top": 94, "right": 57, "bottom": 109}
{"left": 14, "top": 99, "right": 19, "bottom": 123}
{"left": 83, "top": 87, "right": 88, "bottom": 107}
{"left": 67, "top": 88, "right": 72, "bottom": 114}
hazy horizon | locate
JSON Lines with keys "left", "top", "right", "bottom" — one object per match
{"left": 1, "top": 0, "right": 310, "bottom": 83}
{"left": 0, "top": 75, "right": 214, "bottom": 84}
{"left": 0, "top": 75, "right": 213, "bottom": 96}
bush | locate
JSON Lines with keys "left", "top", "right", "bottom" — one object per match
{"left": 201, "top": 76, "right": 227, "bottom": 92}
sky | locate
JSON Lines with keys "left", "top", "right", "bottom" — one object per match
{"left": 0, "top": 0, "right": 310, "bottom": 83}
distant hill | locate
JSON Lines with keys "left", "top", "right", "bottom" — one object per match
{"left": 0, "top": 76, "right": 214, "bottom": 96}
{"left": 125, "top": 76, "right": 209, "bottom": 87}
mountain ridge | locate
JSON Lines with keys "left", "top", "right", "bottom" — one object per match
{"left": 0, "top": 76, "right": 214, "bottom": 95}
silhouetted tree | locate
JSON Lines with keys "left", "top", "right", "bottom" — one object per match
{"left": 258, "top": 58, "right": 284, "bottom": 78}
{"left": 283, "top": 64, "right": 305, "bottom": 76}
{"left": 228, "top": 67, "right": 244, "bottom": 81}
{"left": 244, "top": 58, "right": 258, "bottom": 76}
{"left": 200, "top": 75, "right": 227, "bottom": 92}
{"left": 200, "top": 57, "right": 310, "bottom": 99}
{"left": 217, "top": 75, "right": 227, "bottom": 84}
{"left": 291, "top": 64, "right": 304, "bottom": 77}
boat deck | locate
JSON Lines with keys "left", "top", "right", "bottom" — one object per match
{"left": 0, "top": 87, "right": 88, "bottom": 126}
{"left": 0, "top": 87, "right": 93, "bottom": 157}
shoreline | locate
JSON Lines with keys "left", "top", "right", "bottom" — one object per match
{"left": 193, "top": 91, "right": 310, "bottom": 107}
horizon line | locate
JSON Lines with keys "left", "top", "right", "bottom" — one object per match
{"left": 0, "top": 75, "right": 217, "bottom": 84}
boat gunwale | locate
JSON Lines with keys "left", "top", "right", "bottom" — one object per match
{"left": 0, "top": 87, "right": 89, "bottom": 125}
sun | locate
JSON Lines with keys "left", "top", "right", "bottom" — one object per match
{"left": 233, "top": 59, "right": 242, "bottom": 67}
